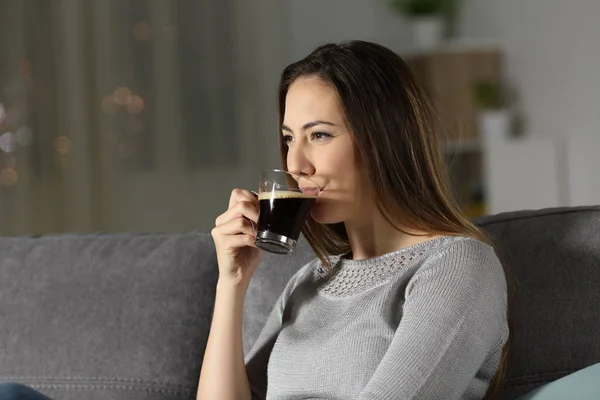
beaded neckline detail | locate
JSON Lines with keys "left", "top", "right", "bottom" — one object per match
{"left": 315, "top": 236, "right": 449, "bottom": 298}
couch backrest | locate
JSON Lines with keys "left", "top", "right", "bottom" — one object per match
{"left": 0, "top": 230, "right": 315, "bottom": 400}
{"left": 475, "top": 206, "right": 600, "bottom": 400}
{"left": 0, "top": 232, "right": 219, "bottom": 400}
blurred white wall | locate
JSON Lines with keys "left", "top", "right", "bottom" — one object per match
{"left": 283, "top": 0, "right": 412, "bottom": 62}
{"left": 459, "top": 0, "right": 600, "bottom": 207}
{"left": 459, "top": 0, "right": 600, "bottom": 141}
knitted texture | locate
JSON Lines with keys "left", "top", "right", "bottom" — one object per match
{"left": 316, "top": 247, "right": 429, "bottom": 297}
{"left": 245, "top": 236, "right": 509, "bottom": 400}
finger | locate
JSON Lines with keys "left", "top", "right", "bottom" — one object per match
{"left": 228, "top": 188, "right": 258, "bottom": 209}
{"left": 225, "top": 234, "right": 258, "bottom": 249}
{"left": 216, "top": 201, "right": 259, "bottom": 227}
{"left": 213, "top": 216, "right": 256, "bottom": 237}
{"left": 216, "top": 200, "right": 259, "bottom": 226}
{"left": 211, "top": 227, "right": 258, "bottom": 250}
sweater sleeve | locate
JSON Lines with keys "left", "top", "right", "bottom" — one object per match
{"left": 244, "top": 261, "right": 316, "bottom": 400}
{"left": 357, "top": 239, "right": 509, "bottom": 400}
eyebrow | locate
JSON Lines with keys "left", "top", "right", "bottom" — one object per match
{"left": 281, "top": 120, "right": 337, "bottom": 133}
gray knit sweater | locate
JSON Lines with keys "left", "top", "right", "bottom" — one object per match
{"left": 245, "top": 236, "right": 509, "bottom": 400}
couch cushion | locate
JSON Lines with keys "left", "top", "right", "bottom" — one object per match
{"left": 476, "top": 206, "right": 600, "bottom": 400}
{"left": 0, "top": 232, "right": 217, "bottom": 400}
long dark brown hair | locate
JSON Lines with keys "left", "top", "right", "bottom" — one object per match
{"left": 276, "top": 40, "right": 510, "bottom": 399}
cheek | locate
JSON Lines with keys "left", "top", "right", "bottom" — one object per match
{"left": 333, "top": 154, "right": 361, "bottom": 195}
{"left": 321, "top": 143, "right": 357, "bottom": 182}
{"left": 317, "top": 142, "right": 362, "bottom": 200}
{"left": 309, "top": 138, "right": 363, "bottom": 223}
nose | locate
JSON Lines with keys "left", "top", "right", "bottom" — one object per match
{"left": 286, "top": 143, "right": 315, "bottom": 178}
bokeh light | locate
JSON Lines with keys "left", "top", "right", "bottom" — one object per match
{"left": 133, "top": 21, "right": 152, "bottom": 41}
{"left": 0, "top": 132, "right": 17, "bottom": 153}
{"left": 113, "top": 87, "right": 132, "bottom": 106}
{"left": 126, "top": 95, "right": 144, "bottom": 114}
{"left": 0, "top": 168, "right": 18, "bottom": 187}
{"left": 54, "top": 136, "right": 72, "bottom": 155}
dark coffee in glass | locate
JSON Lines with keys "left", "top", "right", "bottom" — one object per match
{"left": 254, "top": 170, "right": 320, "bottom": 255}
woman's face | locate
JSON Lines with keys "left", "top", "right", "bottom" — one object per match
{"left": 282, "top": 77, "right": 372, "bottom": 225}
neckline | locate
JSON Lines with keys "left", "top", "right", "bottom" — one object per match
{"left": 337, "top": 235, "right": 457, "bottom": 268}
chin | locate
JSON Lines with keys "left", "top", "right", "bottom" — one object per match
{"left": 309, "top": 204, "right": 345, "bottom": 225}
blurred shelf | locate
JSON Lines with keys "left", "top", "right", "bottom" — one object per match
{"left": 401, "top": 38, "right": 505, "bottom": 58}
{"left": 405, "top": 47, "right": 502, "bottom": 145}
{"left": 402, "top": 45, "right": 504, "bottom": 216}
{"left": 463, "top": 203, "right": 487, "bottom": 219}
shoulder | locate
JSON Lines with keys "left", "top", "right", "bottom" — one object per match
{"left": 280, "top": 258, "right": 321, "bottom": 301}
{"left": 409, "top": 236, "right": 506, "bottom": 298}
{"left": 421, "top": 236, "right": 501, "bottom": 274}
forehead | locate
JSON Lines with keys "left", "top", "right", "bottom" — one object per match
{"left": 284, "top": 77, "right": 344, "bottom": 121}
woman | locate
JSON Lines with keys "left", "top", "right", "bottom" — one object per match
{"left": 197, "top": 40, "right": 509, "bottom": 400}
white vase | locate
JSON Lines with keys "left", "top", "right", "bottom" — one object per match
{"left": 478, "top": 109, "right": 511, "bottom": 147}
{"left": 412, "top": 16, "right": 444, "bottom": 50}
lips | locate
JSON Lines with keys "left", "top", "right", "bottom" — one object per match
{"left": 299, "top": 181, "right": 325, "bottom": 194}
{"left": 299, "top": 187, "right": 320, "bottom": 196}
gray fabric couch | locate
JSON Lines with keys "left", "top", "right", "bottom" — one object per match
{"left": 0, "top": 205, "right": 599, "bottom": 400}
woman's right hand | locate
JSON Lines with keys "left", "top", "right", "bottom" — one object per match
{"left": 212, "top": 188, "right": 262, "bottom": 289}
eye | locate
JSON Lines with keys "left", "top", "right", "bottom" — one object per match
{"left": 311, "top": 131, "right": 333, "bottom": 141}
{"left": 282, "top": 135, "right": 294, "bottom": 145}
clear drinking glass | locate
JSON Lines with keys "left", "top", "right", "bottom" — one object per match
{"left": 254, "top": 169, "right": 321, "bottom": 255}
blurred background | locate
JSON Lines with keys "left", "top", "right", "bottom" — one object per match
{"left": 0, "top": 0, "right": 598, "bottom": 236}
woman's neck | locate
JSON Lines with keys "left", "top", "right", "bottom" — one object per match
{"left": 344, "top": 211, "right": 439, "bottom": 261}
